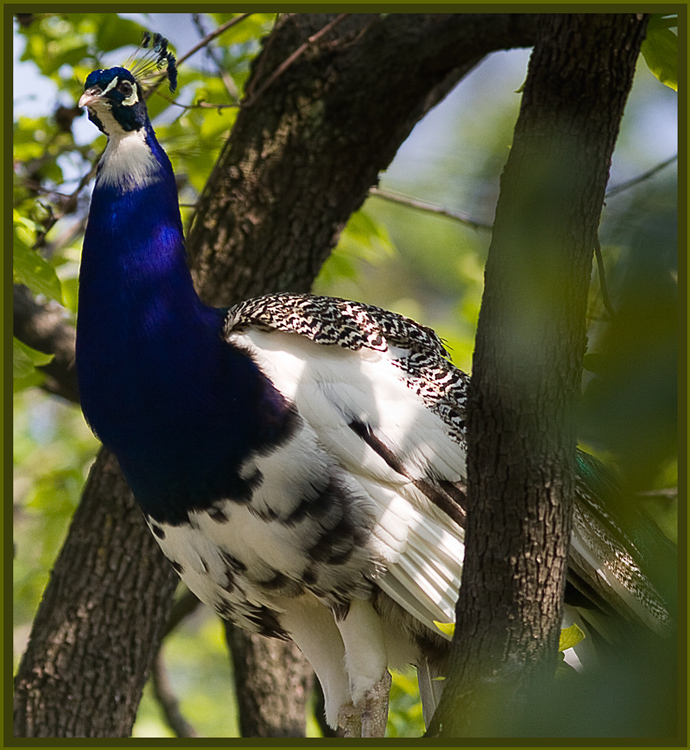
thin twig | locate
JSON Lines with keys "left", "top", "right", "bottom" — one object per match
{"left": 156, "top": 95, "right": 239, "bottom": 112}
{"left": 244, "top": 13, "right": 283, "bottom": 98}
{"left": 369, "top": 187, "right": 492, "bottom": 231}
{"left": 594, "top": 236, "right": 616, "bottom": 319}
{"left": 16, "top": 181, "right": 73, "bottom": 201}
{"left": 33, "top": 158, "right": 98, "bottom": 249}
{"left": 192, "top": 12, "right": 240, "bottom": 100}
{"left": 605, "top": 154, "right": 677, "bottom": 197}
{"left": 151, "top": 651, "right": 199, "bottom": 738}
{"left": 176, "top": 13, "right": 254, "bottom": 68}
{"left": 324, "top": 14, "right": 379, "bottom": 52}
{"left": 148, "top": 589, "right": 203, "bottom": 737}
{"left": 142, "top": 13, "right": 254, "bottom": 105}
{"left": 162, "top": 588, "right": 202, "bottom": 638}
{"left": 369, "top": 153, "right": 679, "bottom": 235}
{"left": 636, "top": 487, "right": 678, "bottom": 499}
{"left": 243, "top": 14, "right": 349, "bottom": 108}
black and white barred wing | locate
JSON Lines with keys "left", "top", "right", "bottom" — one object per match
{"left": 224, "top": 292, "right": 672, "bottom": 639}
{"left": 224, "top": 292, "right": 469, "bottom": 634}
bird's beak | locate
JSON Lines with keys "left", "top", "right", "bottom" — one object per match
{"left": 78, "top": 88, "right": 103, "bottom": 109}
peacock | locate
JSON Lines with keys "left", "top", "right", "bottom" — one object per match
{"left": 74, "top": 35, "right": 672, "bottom": 737}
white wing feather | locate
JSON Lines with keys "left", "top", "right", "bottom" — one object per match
{"left": 217, "top": 300, "right": 670, "bottom": 728}
{"left": 230, "top": 329, "right": 466, "bottom": 638}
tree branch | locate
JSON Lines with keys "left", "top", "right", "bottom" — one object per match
{"left": 369, "top": 187, "right": 492, "bottom": 231}
{"left": 13, "top": 449, "right": 180, "bottom": 737}
{"left": 175, "top": 13, "right": 254, "bottom": 68}
{"left": 594, "top": 235, "right": 617, "bottom": 319}
{"left": 606, "top": 154, "right": 677, "bottom": 197}
{"left": 242, "top": 14, "right": 350, "bottom": 107}
{"left": 188, "top": 12, "right": 542, "bottom": 304}
{"left": 224, "top": 623, "right": 313, "bottom": 738}
{"left": 13, "top": 285, "right": 79, "bottom": 403}
{"left": 151, "top": 651, "right": 199, "bottom": 738}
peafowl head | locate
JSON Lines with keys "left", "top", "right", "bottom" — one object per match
{"left": 79, "top": 68, "right": 148, "bottom": 134}
{"left": 78, "top": 32, "right": 177, "bottom": 136}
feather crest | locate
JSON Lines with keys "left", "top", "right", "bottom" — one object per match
{"left": 124, "top": 30, "right": 178, "bottom": 93}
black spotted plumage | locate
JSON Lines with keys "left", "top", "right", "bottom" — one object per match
{"left": 223, "top": 290, "right": 672, "bottom": 639}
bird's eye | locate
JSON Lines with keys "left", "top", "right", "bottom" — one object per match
{"left": 119, "top": 81, "right": 134, "bottom": 97}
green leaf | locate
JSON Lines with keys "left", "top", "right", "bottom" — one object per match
{"left": 317, "top": 208, "right": 395, "bottom": 287}
{"left": 648, "top": 13, "right": 678, "bottom": 30}
{"left": 13, "top": 337, "right": 53, "bottom": 380}
{"left": 641, "top": 17, "right": 678, "bottom": 91}
{"left": 13, "top": 232, "right": 63, "bottom": 303}
{"left": 433, "top": 620, "right": 455, "bottom": 637}
{"left": 95, "top": 16, "right": 144, "bottom": 52}
{"left": 558, "top": 623, "right": 586, "bottom": 652}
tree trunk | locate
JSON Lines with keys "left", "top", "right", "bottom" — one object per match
{"left": 224, "top": 624, "right": 314, "bottom": 738}
{"left": 13, "top": 12, "right": 542, "bottom": 737}
{"left": 427, "top": 13, "right": 648, "bottom": 737}
{"left": 13, "top": 449, "right": 180, "bottom": 737}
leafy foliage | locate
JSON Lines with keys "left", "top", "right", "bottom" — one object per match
{"left": 12, "top": 211, "right": 62, "bottom": 302}
{"left": 13, "top": 338, "right": 53, "bottom": 391}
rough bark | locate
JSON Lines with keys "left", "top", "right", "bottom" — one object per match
{"left": 427, "top": 13, "right": 649, "bottom": 738}
{"left": 13, "top": 450, "right": 180, "bottom": 737}
{"left": 14, "top": 12, "right": 541, "bottom": 738}
{"left": 224, "top": 624, "right": 314, "bottom": 738}
{"left": 188, "top": 13, "right": 541, "bottom": 303}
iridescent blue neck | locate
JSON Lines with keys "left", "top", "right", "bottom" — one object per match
{"left": 77, "top": 123, "right": 210, "bottom": 370}
{"left": 76, "top": 124, "right": 293, "bottom": 524}
{"left": 78, "top": 124, "right": 202, "bottom": 328}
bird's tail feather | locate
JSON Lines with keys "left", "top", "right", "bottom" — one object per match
{"left": 417, "top": 658, "right": 445, "bottom": 729}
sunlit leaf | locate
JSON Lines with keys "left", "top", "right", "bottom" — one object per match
{"left": 433, "top": 620, "right": 455, "bottom": 637}
{"left": 13, "top": 231, "right": 63, "bottom": 303}
{"left": 641, "top": 16, "right": 678, "bottom": 91}
{"left": 13, "top": 337, "right": 53, "bottom": 385}
{"left": 558, "top": 623, "right": 586, "bottom": 652}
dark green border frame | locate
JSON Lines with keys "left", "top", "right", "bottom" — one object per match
{"left": 3, "top": 4, "right": 687, "bottom": 748}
